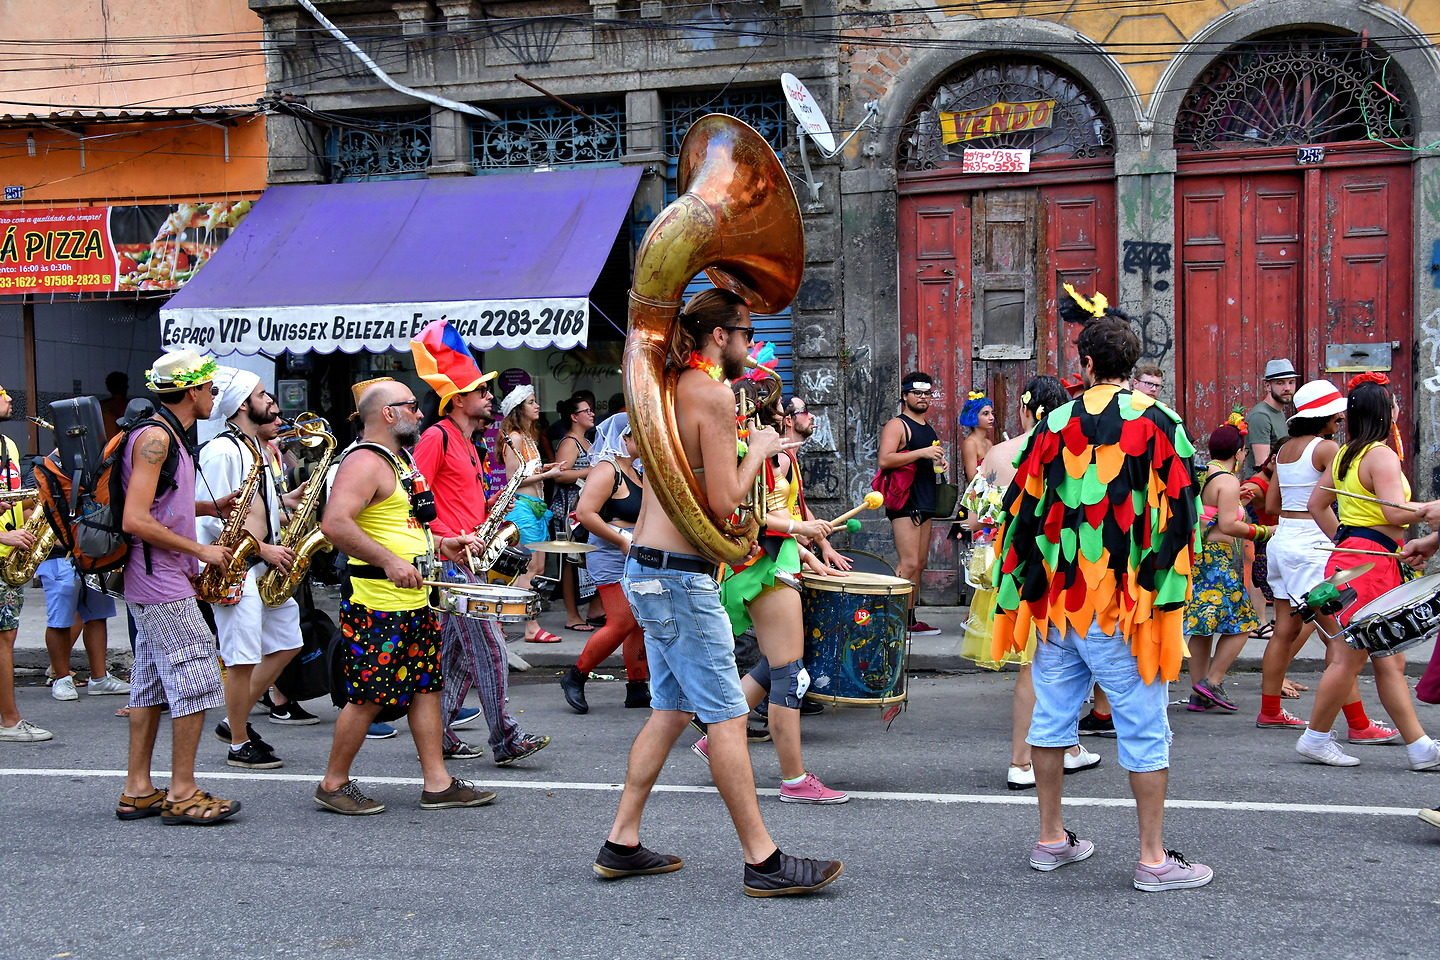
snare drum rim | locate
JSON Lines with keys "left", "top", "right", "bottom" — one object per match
{"left": 800, "top": 571, "right": 913, "bottom": 596}
{"left": 804, "top": 690, "right": 909, "bottom": 706}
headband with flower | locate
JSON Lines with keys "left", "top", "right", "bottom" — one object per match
{"left": 1347, "top": 371, "right": 1390, "bottom": 391}
{"left": 959, "top": 390, "right": 994, "bottom": 429}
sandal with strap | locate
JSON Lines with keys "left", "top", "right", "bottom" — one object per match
{"left": 526, "top": 629, "right": 563, "bottom": 644}
{"left": 565, "top": 622, "right": 597, "bottom": 633}
{"left": 161, "top": 789, "right": 242, "bottom": 826}
{"left": 115, "top": 787, "right": 167, "bottom": 821}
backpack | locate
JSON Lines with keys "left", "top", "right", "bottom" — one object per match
{"left": 35, "top": 409, "right": 186, "bottom": 574}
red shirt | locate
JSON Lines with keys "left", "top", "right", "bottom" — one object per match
{"left": 412, "top": 418, "right": 489, "bottom": 538}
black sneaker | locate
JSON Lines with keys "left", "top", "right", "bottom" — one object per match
{"left": 747, "top": 724, "right": 772, "bottom": 743}
{"left": 495, "top": 733, "right": 551, "bottom": 767}
{"left": 800, "top": 699, "right": 826, "bottom": 717}
{"left": 593, "top": 843, "right": 684, "bottom": 879}
{"left": 214, "top": 720, "right": 273, "bottom": 750}
{"left": 743, "top": 852, "right": 844, "bottom": 898}
{"left": 1077, "top": 712, "right": 1117, "bottom": 738}
{"left": 268, "top": 701, "right": 320, "bottom": 725}
{"left": 227, "top": 740, "right": 283, "bottom": 769}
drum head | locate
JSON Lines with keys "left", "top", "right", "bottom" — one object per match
{"left": 801, "top": 570, "right": 912, "bottom": 595}
{"left": 1350, "top": 572, "right": 1440, "bottom": 621}
{"left": 836, "top": 549, "right": 895, "bottom": 577}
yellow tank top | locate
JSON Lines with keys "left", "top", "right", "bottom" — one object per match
{"left": 0, "top": 437, "right": 22, "bottom": 560}
{"left": 348, "top": 458, "right": 433, "bottom": 612}
{"left": 764, "top": 460, "right": 802, "bottom": 521}
{"left": 1333, "top": 442, "right": 1411, "bottom": 528}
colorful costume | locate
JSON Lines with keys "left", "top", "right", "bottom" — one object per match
{"left": 959, "top": 469, "right": 1026, "bottom": 668}
{"left": 720, "top": 457, "right": 803, "bottom": 636}
{"left": 991, "top": 384, "right": 1199, "bottom": 684}
{"left": 1183, "top": 465, "right": 1260, "bottom": 638}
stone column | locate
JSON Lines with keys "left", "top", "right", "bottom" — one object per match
{"left": 1113, "top": 146, "right": 1179, "bottom": 403}
{"left": 1411, "top": 138, "right": 1440, "bottom": 500}
{"left": 427, "top": 107, "right": 473, "bottom": 177}
{"left": 624, "top": 90, "right": 665, "bottom": 229}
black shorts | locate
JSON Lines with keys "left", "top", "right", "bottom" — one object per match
{"left": 887, "top": 507, "right": 936, "bottom": 523}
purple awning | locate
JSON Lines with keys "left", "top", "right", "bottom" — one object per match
{"left": 159, "top": 166, "right": 641, "bottom": 355}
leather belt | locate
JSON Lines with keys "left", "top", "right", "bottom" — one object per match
{"left": 631, "top": 546, "right": 715, "bottom": 575}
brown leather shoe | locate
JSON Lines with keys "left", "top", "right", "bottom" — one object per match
{"left": 419, "top": 777, "right": 496, "bottom": 809}
{"left": 314, "top": 780, "right": 385, "bottom": 816}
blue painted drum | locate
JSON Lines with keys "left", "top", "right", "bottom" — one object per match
{"left": 801, "top": 571, "right": 912, "bottom": 706}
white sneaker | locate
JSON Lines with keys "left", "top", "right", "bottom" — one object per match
{"left": 506, "top": 647, "right": 531, "bottom": 672}
{"left": 51, "top": 675, "right": 79, "bottom": 702}
{"left": 0, "top": 719, "right": 53, "bottom": 742}
{"left": 1408, "top": 738, "right": 1440, "bottom": 772}
{"left": 1296, "top": 733, "right": 1360, "bottom": 767}
{"left": 86, "top": 673, "right": 131, "bottom": 696}
{"left": 1063, "top": 743, "right": 1103, "bottom": 774}
{"left": 1006, "top": 764, "right": 1035, "bottom": 790}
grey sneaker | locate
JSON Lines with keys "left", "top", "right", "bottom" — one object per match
{"left": 51, "top": 675, "right": 79, "bottom": 702}
{"left": 742, "top": 853, "right": 844, "bottom": 898}
{"left": 1028, "top": 830, "right": 1095, "bottom": 872}
{"left": 0, "top": 719, "right": 53, "bottom": 742}
{"left": 314, "top": 779, "right": 385, "bottom": 816}
{"left": 1418, "top": 807, "right": 1440, "bottom": 830}
{"left": 86, "top": 673, "right": 131, "bottom": 696}
{"left": 1134, "top": 849, "right": 1214, "bottom": 892}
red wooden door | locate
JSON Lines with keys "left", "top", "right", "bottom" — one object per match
{"left": 1042, "top": 182, "right": 1117, "bottom": 392}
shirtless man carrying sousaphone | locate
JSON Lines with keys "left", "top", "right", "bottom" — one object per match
{"left": 592, "top": 114, "right": 843, "bottom": 898}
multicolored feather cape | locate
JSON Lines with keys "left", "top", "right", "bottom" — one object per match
{"left": 991, "top": 384, "right": 1200, "bottom": 684}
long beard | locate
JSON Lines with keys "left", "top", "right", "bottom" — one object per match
{"left": 722, "top": 355, "right": 746, "bottom": 381}
{"left": 795, "top": 422, "right": 814, "bottom": 438}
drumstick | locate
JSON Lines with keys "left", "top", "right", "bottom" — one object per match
{"left": 1319, "top": 546, "right": 1405, "bottom": 559}
{"left": 1320, "top": 486, "right": 1421, "bottom": 513}
{"left": 827, "top": 491, "right": 885, "bottom": 526}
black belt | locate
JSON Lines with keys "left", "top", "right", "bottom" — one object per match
{"left": 347, "top": 557, "right": 426, "bottom": 579}
{"left": 631, "top": 546, "right": 715, "bottom": 575}
{"left": 1335, "top": 527, "right": 1401, "bottom": 553}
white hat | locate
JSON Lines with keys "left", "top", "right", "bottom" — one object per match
{"left": 145, "top": 349, "right": 217, "bottom": 393}
{"left": 209, "top": 366, "right": 262, "bottom": 422}
{"left": 1264, "top": 358, "right": 1298, "bottom": 381}
{"left": 500, "top": 383, "right": 535, "bottom": 418}
{"left": 1289, "top": 380, "right": 1346, "bottom": 422}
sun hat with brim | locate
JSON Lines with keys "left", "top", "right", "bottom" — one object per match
{"left": 145, "top": 349, "right": 217, "bottom": 393}
{"left": 1289, "top": 380, "right": 1346, "bottom": 422}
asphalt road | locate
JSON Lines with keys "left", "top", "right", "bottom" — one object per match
{"left": 2, "top": 668, "right": 1438, "bottom": 960}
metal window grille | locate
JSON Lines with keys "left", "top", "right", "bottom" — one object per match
{"left": 324, "top": 114, "right": 432, "bottom": 182}
{"left": 471, "top": 97, "right": 627, "bottom": 170}
{"left": 662, "top": 87, "right": 790, "bottom": 158}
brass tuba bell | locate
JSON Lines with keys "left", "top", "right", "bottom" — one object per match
{"left": 623, "top": 114, "right": 804, "bottom": 566}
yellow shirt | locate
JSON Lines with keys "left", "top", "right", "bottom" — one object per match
{"left": 1333, "top": 442, "right": 1411, "bottom": 528}
{"left": 0, "top": 437, "right": 23, "bottom": 560}
{"left": 348, "top": 456, "right": 433, "bottom": 612}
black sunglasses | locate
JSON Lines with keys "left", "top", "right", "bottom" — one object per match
{"left": 721, "top": 325, "right": 755, "bottom": 343}
{"left": 386, "top": 399, "right": 420, "bottom": 412}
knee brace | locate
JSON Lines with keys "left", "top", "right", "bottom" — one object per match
{"left": 770, "top": 658, "right": 810, "bottom": 710}
{"left": 746, "top": 656, "right": 773, "bottom": 693}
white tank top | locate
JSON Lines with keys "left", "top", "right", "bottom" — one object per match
{"left": 1277, "top": 436, "right": 1324, "bottom": 511}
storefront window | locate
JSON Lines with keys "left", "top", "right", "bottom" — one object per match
{"left": 324, "top": 112, "right": 432, "bottom": 182}
{"left": 1176, "top": 32, "right": 1413, "bottom": 151}
{"left": 471, "top": 97, "right": 627, "bottom": 170}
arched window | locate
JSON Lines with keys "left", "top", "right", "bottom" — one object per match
{"left": 1175, "top": 31, "right": 1413, "bottom": 151}
{"left": 900, "top": 58, "right": 1113, "bottom": 171}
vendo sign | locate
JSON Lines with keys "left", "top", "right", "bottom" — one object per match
{"left": 941, "top": 99, "right": 1056, "bottom": 144}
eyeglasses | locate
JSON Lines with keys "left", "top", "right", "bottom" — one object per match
{"left": 575, "top": 407, "right": 594, "bottom": 416}
{"left": 1136, "top": 380, "right": 1163, "bottom": 391}
{"left": 907, "top": 390, "right": 933, "bottom": 398}
{"left": 386, "top": 399, "right": 420, "bottom": 412}
{"left": 721, "top": 325, "right": 755, "bottom": 343}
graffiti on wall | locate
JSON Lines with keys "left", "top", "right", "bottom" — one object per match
{"left": 1137, "top": 310, "right": 1175, "bottom": 362}
{"left": 1418, "top": 306, "right": 1440, "bottom": 497}
{"left": 1122, "top": 239, "right": 1172, "bottom": 293}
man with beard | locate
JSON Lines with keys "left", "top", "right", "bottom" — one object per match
{"left": 878, "top": 372, "right": 948, "bottom": 636}
{"left": 197, "top": 369, "right": 304, "bottom": 769}
{"left": 594, "top": 288, "right": 843, "bottom": 897}
{"left": 410, "top": 319, "right": 550, "bottom": 766}
{"left": 314, "top": 379, "right": 493, "bottom": 815}
{"left": 1243, "top": 359, "right": 1298, "bottom": 476}
{"left": 0, "top": 381, "right": 51, "bottom": 743}
{"left": 781, "top": 396, "right": 849, "bottom": 572}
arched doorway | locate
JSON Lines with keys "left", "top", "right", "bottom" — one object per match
{"left": 1173, "top": 30, "right": 1415, "bottom": 443}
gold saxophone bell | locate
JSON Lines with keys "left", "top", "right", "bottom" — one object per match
{"left": 624, "top": 114, "right": 804, "bottom": 566}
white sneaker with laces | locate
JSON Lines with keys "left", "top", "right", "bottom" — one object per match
{"left": 86, "top": 673, "right": 131, "bottom": 696}
{"left": 1063, "top": 744, "right": 1103, "bottom": 774}
{"left": 0, "top": 719, "right": 53, "bottom": 742}
{"left": 1296, "top": 732, "right": 1360, "bottom": 767}
{"left": 51, "top": 675, "right": 79, "bottom": 702}
{"left": 1407, "top": 737, "right": 1440, "bottom": 772}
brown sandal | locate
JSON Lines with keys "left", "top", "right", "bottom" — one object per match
{"left": 160, "top": 790, "right": 241, "bottom": 826}
{"left": 115, "top": 788, "right": 167, "bottom": 821}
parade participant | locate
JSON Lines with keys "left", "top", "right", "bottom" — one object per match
{"left": 879, "top": 372, "right": 947, "bottom": 636}
{"left": 498, "top": 384, "right": 564, "bottom": 644}
{"left": 594, "top": 288, "right": 842, "bottom": 896}
{"left": 1182, "top": 425, "right": 1262, "bottom": 713}
{"left": 959, "top": 376, "right": 1101, "bottom": 789}
{"left": 0, "top": 381, "right": 50, "bottom": 743}
{"left": 410, "top": 321, "right": 550, "bottom": 766}
{"left": 958, "top": 390, "right": 995, "bottom": 484}
{"left": 197, "top": 368, "right": 303, "bottom": 769}
{"left": 117, "top": 350, "right": 240, "bottom": 824}
{"left": 39, "top": 558, "right": 127, "bottom": 702}
{"left": 550, "top": 396, "right": 598, "bottom": 632}
{"left": 314, "top": 379, "right": 495, "bottom": 814}
{"left": 692, "top": 367, "right": 846, "bottom": 804}
{"left": 561, "top": 413, "right": 650, "bottom": 713}
{"left": 1301, "top": 375, "right": 1440, "bottom": 771}
{"left": 1258, "top": 381, "right": 1391, "bottom": 737}
{"left": 1131, "top": 364, "right": 1165, "bottom": 399}
{"left": 1242, "top": 359, "right": 1297, "bottom": 635}
{"left": 993, "top": 315, "right": 1213, "bottom": 891}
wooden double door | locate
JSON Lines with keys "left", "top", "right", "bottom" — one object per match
{"left": 1176, "top": 159, "right": 1412, "bottom": 444}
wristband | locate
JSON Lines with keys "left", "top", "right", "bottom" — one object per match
{"left": 787, "top": 518, "right": 795, "bottom": 535}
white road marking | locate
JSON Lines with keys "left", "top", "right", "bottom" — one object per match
{"left": 0, "top": 767, "right": 1422, "bottom": 817}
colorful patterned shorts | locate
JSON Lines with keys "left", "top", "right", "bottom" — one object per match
{"left": 0, "top": 583, "right": 22, "bottom": 632}
{"left": 340, "top": 600, "right": 443, "bottom": 710}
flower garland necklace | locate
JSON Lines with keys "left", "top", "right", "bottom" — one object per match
{"left": 687, "top": 351, "right": 725, "bottom": 381}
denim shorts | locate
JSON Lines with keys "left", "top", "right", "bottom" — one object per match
{"left": 622, "top": 557, "right": 748, "bottom": 724}
{"left": 1028, "top": 620, "right": 1173, "bottom": 773}
{"left": 38, "top": 558, "right": 116, "bottom": 628}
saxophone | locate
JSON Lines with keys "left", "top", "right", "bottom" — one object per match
{"left": 1, "top": 504, "right": 56, "bottom": 588}
{"left": 468, "top": 438, "right": 538, "bottom": 582}
{"left": 194, "top": 433, "right": 266, "bottom": 604}
{"left": 257, "top": 414, "right": 337, "bottom": 606}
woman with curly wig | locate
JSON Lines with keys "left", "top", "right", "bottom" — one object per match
{"left": 959, "top": 391, "right": 996, "bottom": 484}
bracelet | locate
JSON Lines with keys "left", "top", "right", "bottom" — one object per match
{"left": 786, "top": 518, "right": 795, "bottom": 535}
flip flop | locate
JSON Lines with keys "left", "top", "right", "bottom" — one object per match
{"left": 526, "top": 630, "right": 563, "bottom": 644}
{"left": 566, "top": 622, "right": 597, "bottom": 633}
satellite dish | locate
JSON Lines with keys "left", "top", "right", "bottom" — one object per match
{"left": 780, "top": 73, "right": 836, "bottom": 155}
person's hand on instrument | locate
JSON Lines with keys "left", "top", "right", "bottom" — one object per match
{"left": 795, "top": 518, "right": 833, "bottom": 540}
{"left": 819, "top": 541, "right": 852, "bottom": 571}
{"left": 195, "top": 543, "right": 234, "bottom": 570}
{"left": 1412, "top": 500, "right": 1440, "bottom": 527}
{"left": 258, "top": 543, "right": 296, "bottom": 574}
{"left": 383, "top": 554, "right": 422, "bottom": 589}
{"left": 438, "top": 533, "right": 480, "bottom": 563}
{"left": 0, "top": 528, "right": 37, "bottom": 550}
{"left": 1400, "top": 532, "right": 1439, "bottom": 568}
{"left": 748, "top": 425, "right": 785, "bottom": 460}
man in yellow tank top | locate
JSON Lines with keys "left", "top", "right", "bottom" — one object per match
{"left": 313, "top": 379, "right": 495, "bottom": 815}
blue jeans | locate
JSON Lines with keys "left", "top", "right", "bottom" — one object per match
{"left": 622, "top": 557, "right": 748, "bottom": 724}
{"left": 1028, "top": 620, "right": 1173, "bottom": 773}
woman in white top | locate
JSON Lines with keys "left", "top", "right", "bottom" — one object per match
{"left": 1258, "top": 380, "right": 1393, "bottom": 742}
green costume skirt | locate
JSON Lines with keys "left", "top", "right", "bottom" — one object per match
{"left": 719, "top": 537, "right": 801, "bottom": 637}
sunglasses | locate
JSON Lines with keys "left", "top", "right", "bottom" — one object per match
{"left": 193, "top": 384, "right": 220, "bottom": 396}
{"left": 721, "top": 325, "right": 755, "bottom": 343}
{"left": 386, "top": 399, "right": 420, "bottom": 412}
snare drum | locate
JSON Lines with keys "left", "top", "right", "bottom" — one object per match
{"left": 801, "top": 571, "right": 912, "bottom": 705}
{"left": 432, "top": 583, "right": 539, "bottom": 623}
{"left": 1343, "top": 573, "right": 1440, "bottom": 658}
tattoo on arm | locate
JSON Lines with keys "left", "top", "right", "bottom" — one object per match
{"left": 139, "top": 433, "right": 168, "bottom": 465}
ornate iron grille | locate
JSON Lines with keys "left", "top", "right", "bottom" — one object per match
{"left": 325, "top": 115, "right": 432, "bottom": 182}
{"left": 899, "top": 59, "right": 1113, "bottom": 171}
{"left": 663, "top": 88, "right": 789, "bottom": 157}
{"left": 1176, "top": 33, "right": 1413, "bottom": 150}
{"left": 472, "top": 98, "right": 626, "bottom": 169}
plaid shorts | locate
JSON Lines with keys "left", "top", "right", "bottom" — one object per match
{"left": 128, "top": 598, "right": 225, "bottom": 718}
{"left": 0, "top": 584, "right": 21, "bottom": 632}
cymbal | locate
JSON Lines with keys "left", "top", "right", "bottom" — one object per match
{"left": 1324, "top": 563, "right": 1375, "bottom": 589}
{"left": 527, "top": 540, "right": 596, "bottom": 554}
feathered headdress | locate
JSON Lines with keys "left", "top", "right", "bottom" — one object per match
{"left": 1059, "top": 283, "right": 1134, "bottom": 326}
{"left": 739, "top": 340, "right": 780, "bottom": 383}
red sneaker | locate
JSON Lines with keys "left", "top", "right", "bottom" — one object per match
{"left": 1256, "top": 709, "right": 1306, "bottom": 729}
{"left": 909, "top": 620, "right": 942, "bottom": 637}
{"left": 1347, "top": 721, "right": 1401, "bottom": 745}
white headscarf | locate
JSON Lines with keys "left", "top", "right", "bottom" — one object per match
{"left": 500, "top": 383, "right": 534, "bottom": 419}
{"left": 590, "top": 412, "right": 640, "bottom": 474}
{"left": 209, "top": 366, "right": 261, "bottom": 422}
